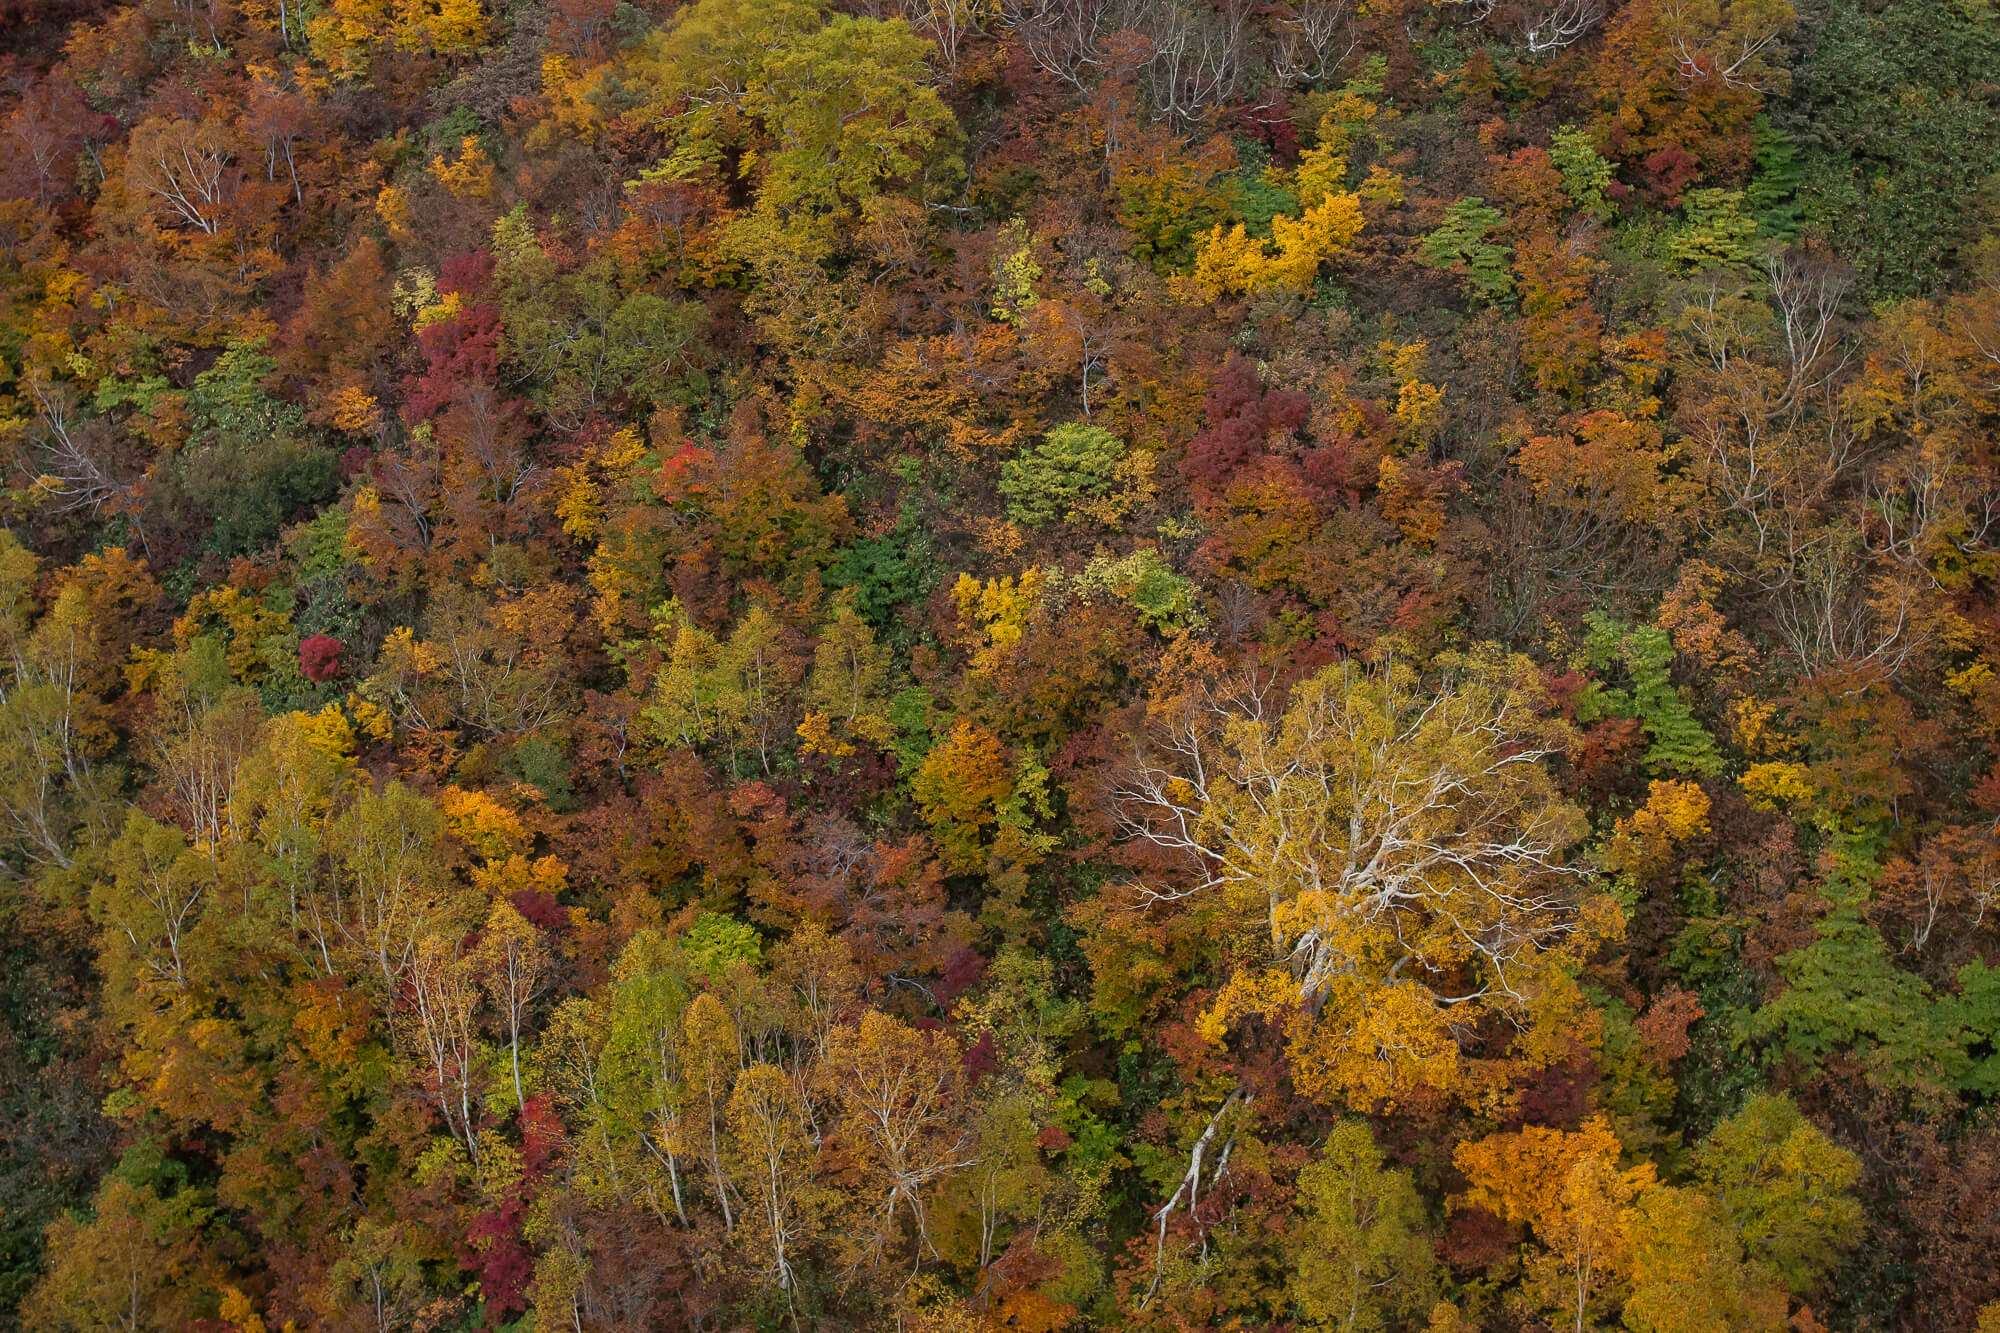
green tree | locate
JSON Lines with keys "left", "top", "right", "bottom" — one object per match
{"left": 1691, "top": 1095, "right": 1864, "bottom": 1293}
{"left": 1551, "top": 126, "right": 1613, "bottom": 220}
{"left": 1288, "top": 1122, "right": 1438, "bottom": 1332}
{"left": 1579, "top": 614, "right": 1723, "bottom": 778}
{"left": 1417, "top": 199, "right": 1514, "bottom": 303}
{"left": 999, "top": 422, "right": 1126, "bottom": 528}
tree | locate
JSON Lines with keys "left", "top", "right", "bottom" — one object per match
{"left": 1418, "top": 199, "right": 1514, "bottom": 303}
{"left": 1621, "top": 1186, "right": 1788, "bottom": 1333}
{"left": 122, "top": 115, "right": 235, "bottom": 236}
{"left": 1690, "top": 1095, "right": 1863, "bottom": 1293}
{"left": 399, "top": 930, "right": 486, "bottom": 1162}
{"left": 631, "top": 0, "right": 961, "bottom": 250}
{"left": 823, "top": 1011, "right": 975, "bottom": 1268}
{"left": 802, "top": 598, "right": 896, "bottom": 752}
{"left": 1456, "top": 1118, "right": 1655, "bottom": 1333}
{"left": 1117, "top": 647, "right": 1604, "bottom": 1107}
{"left": 20, "top": 1177, "right": 215, "bottom": 1333}
{"left": 726, "top": 1062, "right": 820, "bottom": 1298}
{"left": 474, "top": 900, "right": 548, "bottom": 1110}
{"left": 93, "top": 813, "right": 212, "bottom": 998}
{"left": 1287, "top": 1122, "right": 1438, "bottom": 1333}
{"left": 324, "top": 782, "right": 461, "bottom": 989}
{"left": 999, "top": 422, "right": 1126, "bottom": 528}
{"left": 911, "top": 718, "right": 1019, "bottom": 874}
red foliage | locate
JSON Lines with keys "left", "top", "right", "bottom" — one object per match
{"left": 1184, "top": 356, "right": 1311, "bottom": 492}
{"left": 297, "top": 633, "right": 342, "bottom": 682}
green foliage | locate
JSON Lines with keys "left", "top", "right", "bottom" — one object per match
{"left": 682, "top": 911, "right": 762, "bottom": 980}
{"left": 1417, "top": 198, "right": 1514, "bottom": 302}
{"left": 999, "top": 422, "right": 1126, "bottom": 528}
{"left": 184, "top": 436, "right": 341, "bottom": 558}
{"left": 507, "top": 736, "right": 577, "bottom": 812}
{"left": 1691, "top": 1094, "right": 1865, "bottom": 1293}
{"left": 1746, "top": 117, "right": 1803, "bottom": 241}
{"left": 1579, "top": 614, "right": 1723, "bottom": 777}
{"left": 644, "top": 0, "right": 962, "bottom": 237}
{"left": 1779, "top": 0, "right": 2000, "bottom": 295}
{"left": 1076, "top": 549, "right": 1204, "bottom": 634}
{"left": 1945, "top": 960, "right": 2000, "bottom": 1097}
{"left": 1668, "top": 189, "right": 1762, "bottom": 273}
{"left": 189, "top": 340, "right": 297, "bottom": 438}
{"left": 285, "top": 508, "right": 351, "bottom": 579}
{"left": 1742, "top": 908, "right": 1965, "bottom": 1091}
{"left": 1225, "top": 141, "right": 1301, "bottom": 242}
{"left": 825, "top": 498, "right": 940, "bottom": 632}
{"left": 1551, "top": 124, "right": 1614, "bottom": 219}
{"left": 491, "top": 207, "right": 710, "bottom": 422}
{"left": 886, "top": 685, "right": 936, "bottom": 774}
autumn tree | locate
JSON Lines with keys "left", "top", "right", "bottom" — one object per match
{"left": 1117, "top": 646, "right": 1606, "bottom": 1107}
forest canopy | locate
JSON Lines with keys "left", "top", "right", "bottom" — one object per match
{"left": 3, "top": 0, "right": 2000, "bottom": 1330}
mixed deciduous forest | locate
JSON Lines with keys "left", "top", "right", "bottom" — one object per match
{"left": 3, "top": 0, "right": 2000, "bottom": 1328}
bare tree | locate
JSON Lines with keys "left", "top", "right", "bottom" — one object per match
{"left": 1271, "top": 0, "right": 1356, "bottom": 87}
{"left": 1525, "top": 0, "right": 1608, "bottom": 55}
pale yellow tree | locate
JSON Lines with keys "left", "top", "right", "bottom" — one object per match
{"left": 824, "top": 1010, "right": 978, "bottom": 1269}
{"left": 474, "top": 899, "right": 549, "bottom": 1110}
{"left": 1116, "top": 645, "right": 1604, "bottom": 1108}
{"left": 726, "top": 1062, "right": 822, "bottom": 1302}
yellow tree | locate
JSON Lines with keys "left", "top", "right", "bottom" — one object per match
{"left": 824, "top": 1010, "right": 977, "bottom": 1269}
{"left": 19, "top": 1177, "right": 216, "bottom": 1333}
{"left": 803, "top": 597, "right": 897, "bottom": 752}
{"left": 323, "top": 781, "right": 464, "bottom": 991}
{"left": 0, "top": 535, "right": 136, "bottom": 868}
{"left": 682, "top": 991, "right": 743, "bottom": 1234}
{"left": 400, "top": 930, "right": 486, "bottom": 1163}
{"left": 1621, "top": 1186, "right": 1788, "bottom": 1333}
{"left": 726, "top": 1062, "right": 823, "bottom": 1301}
{"left": 1117, "top": 646, "right": 1605, "bottom": 1108}
{"left": 1455, "top": 1117, "right": 1655, "bottom": 1333}
{"left": 474, "top": 899, "right": 548, "bottom": 1110}
{"left": 1288, "top": 1121, "right": 1439, "bottom": 1333}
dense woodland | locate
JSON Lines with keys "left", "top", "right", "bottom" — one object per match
{"left": 3, "top": 0, "right": 2000, "bottom": 1328}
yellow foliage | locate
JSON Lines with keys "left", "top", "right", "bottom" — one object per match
{"left": 346, "top": 694, "right": 395, "bottom": 743}
{"left": 1293, "top": 118, "right": 1350, "bottom": 200}
{"left": 328, "top": 384, "right": 382, "bottom": 436}
{"left": 1395, "top": 378, "right": 1445, "bottom": 441}
{"left": 1360, "top": 164, "right": 1406, "bottom": 205}
{"left": 1606, "top": 779, "right": 1711, "bottom": 883}
{"left": 553, "top": 427, "right": 645, "bottom": 542}
{"left": 377, "top": 625, "right": 440, "bottom": 678}
{"left": 470, "top": 852, "right": 568, "bottom": 900}
{"left": 953, "top": 568, "right": 1049, "bottom": 670}
{"left": 1455, "top": 1115, "right": 1632, "bottom": 1228}
{"left": 1288, "top": 973, "right": 1466, "bottom": 1110}
{"left": 429, "top": 135, "right": 495, "bottom": 199}
{"left": 306, "top": 0, "right": 389, "bottom": 80}
{"left": 1376, "top": 456, "right": 1447, "bottom": 545}
{"left": 1728, "top": 696, "right": 1786, "bottom": 755}
{"left": 1740, "top": 761, "right": 1815, "bottom": 811}
{"left": 296, "top": 703, "right": 358, "bottom": 761}
{"left": 176, "top": 586, "right": 293, "bottom": 684}
{"left": 1947, "top": 660, "right": 1994, "bottom": 698}
{"left": 375, "top": 184, "right": 414, "bottom": 244}
{"left": 219, "top": 1287, "right": 267, "bottom": 1333}
{"left": 796, "top": 710, "right": 855, "bottom": 759}
{"left": 1189, "top": 191, "right": 1365, "bottom": 299}
{"left": 438, "top": 785, "right": 528, "bottom": 860}
{"left": 405, "top": 0, "right": 486, "bottom": 53}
